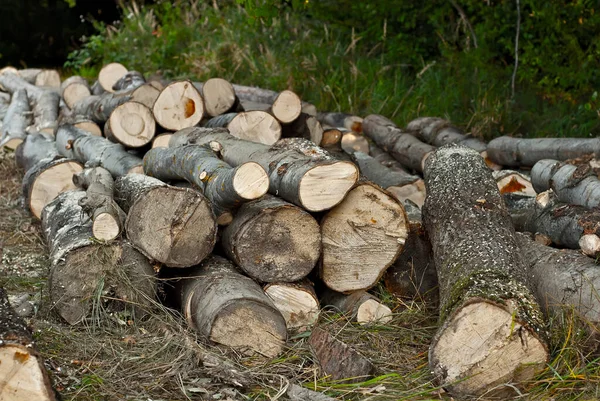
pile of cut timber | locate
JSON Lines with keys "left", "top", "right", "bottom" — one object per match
{"left": 2, "top": 64, "right": 600, "bottom": 399}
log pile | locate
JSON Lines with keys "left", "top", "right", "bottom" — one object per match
{"left": 2, "top": 63, "right": 600, "bottom": 400}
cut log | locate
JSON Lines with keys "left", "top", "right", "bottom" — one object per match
{"left": 423, "top": 144, "right": 548, "bottom": 397}
{"left": 143, "top": 144, "right": 269, "bottom": 222}
{"left": 176, "top": 255, "right": 287, "bottom": 357}
{"left": 131, "top": 83, "right": 161, "bottom": 109}
{"left": 320, "top": 289, "right": 392, "bottom": 325}
{"left": 17, "top": 68, "right": 43, "bottom": 83}
{"left": 0, "top": 72, "right": 49, "bottom": 104}
{"left": 532, "top": 159, "right": 600, "bottom": 209}
{"left": 222, "top": 195, "right": 321, "bottom": 282}
{"left": 114, "top": 174, "right": 217, "bottom": 267}
{"left": 15, "top": 132, "right": 56, "bottom": 172}
{"left": 309, "top": 327, "right": 374, "bottom": 382}
{"left": 198, "top": 78, "right": 241, "bottom": 117}
{"left": 73, "top": 119, "right": 102, "bottom": 136}
{"left": 368, "top": 141, "right": 408, "bottom": 173}
{"left": 32, "top": 90, "right": 60, "bottom": 134}
{"left": 1, "top": 89, "right": 31, "bottom": 149}
{"left": 493, "top": 169, "right": 536, "bottom": 196}
{"left": 56, "top": 125, "right": 144, "bottom": 176}
{"left": 169, "top": 127, "right": 359, "bottom": 212}
{"left": 60, "top": 75, "right": 91, "bottom": 109}
{"left": 362, "top": 114, "right": 434, "bottom": 173}
{"left": 225, "top": 83, "right": 317, "bottom": 116}
{"left": 320, "top": 128, "right": 342, "bottom": 148}
{"left": 104, "top": 101, "right": 156, "bottom": 148}
{"left": 406, "top": 116, "right": 486, "bottom": 152}
{"left": 271, "top": 90, "right": 302, "bottom": 123}
{"left": 281, "top": 113, "right": 323, "bottom": 145}
{"left": 71, "top": 91, "right": 132, "bottom": 124}
{"left": 321, "top": 181, "right": 409, "bottom": 293}
{"left": 0, "top": 287, "right": 57, "bottom": 401}
{"left": 90, "top": 80, "right": 105, "bottom": 95}
{"left": 34, "top": 69, "right": 61, "bottom": 87}
{"left": 317, "top": 112, "right": 363, "bottom": 132}
{"left": 73, "top": 167, "right": 126, "bottom": 242}
{"left": 42, "top": 190, "right": 156, "bottom": 325}
{"left": 153, "top": 80, "right": 204, "bottom": 131}
{"left": 98, "top": 62, "right": 128, "bottom": 92}
{"left": 340, "top": 131, "right": 369, "bottom": 154}
{"left": 488, "top": 136, "right": 600, "bottom": 167}
{"left": 263, "top": 280, "right": 320, "bottom": 329}
{"left": 205, "top": 110, "right": 282, "bottom": 145}
{"left": 112, "top": 70, "right": 145, "bottom": 92}
{"left": 151, "top": 133, "right": 173, "bottom": 148}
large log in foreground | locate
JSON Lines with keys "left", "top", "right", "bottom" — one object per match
{"left": 0, "top": 287, "right": 57, "bottom": 401}
{"left": 169, "top": 127, "right": 359, "bottom": 212}
{"left": 423, "top": 145, "right": 548, "bottom": 397}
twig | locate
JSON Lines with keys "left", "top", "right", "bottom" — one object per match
{"left": 511, "top": 0, "right": 521, "bottom": 99}
{"left": 450, "top": 0, "right": 478, "bottom": 49}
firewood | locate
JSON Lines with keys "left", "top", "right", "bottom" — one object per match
{"left": 169, "top": 127, "right": 359, "bottom": 212}
{"left": 423, "top": 144, "right": 548, "bottom": 397}
{"left": 205, "top": 110, "right": 282, "bottom": 145}
{"left": 112, "top": 70, "right": 145, "bottom": 92}
{"left": 0, "top": 89, "right": 31, "bottom": 149}
{"left": 90, "top": 80, "right": 105, "bottom": 95}
{"left": 532, "top": 159, "right": 600, "bottom": 208}
{"left": 114, "top": 174, "right": 217, "bottom": 267}
{"left": 406, "top": 116, "right": 486, "bottom": 151}
{"left": 222, "top": 195, "right": 321, "bottom": 282}
{"left": 151, "top": 133, "right": 172, "bottom": 148}
{"left": 363, "top": 114, "right": 434, "bottom": 173}
{"left": 196, "top": 78, "right": 242, "bottom": 117}
{"left": 320, "top": 289, "right": 392, "bottom": 325}
{"left": 488, "top": 136, "right": 600, "bottom": 167}
{"left": 281, "top": 112, "right": 323, "bottom": 145}
{"left": 340, "top": 131, "right": 369, "bottom": 154}
{"left": 57, "top": 113, "right": 103, "bottom": 136}
{"left": 153, "top": 80, "right": 204, "bottom": 131}
{"left": 309, "top": 327, "right": 375, "bottom": 382}
{"left": 42, "top": 191, "right": 156, "bottom": 324}
{"left": 368, "top": 141, "right": 408, "bottom": 172}
{"left": 31, "top": 90, "right": 60, "bottom": 134}
{"left": 320, "top": 128, "right": 342, "bottom": 148}
{"left": 34, "top": 70, "right": 61, "bottom": 87}
{"left": 0, "top": 72, "right": 51, "bottom": 104}
{"left": 317, "top": 112, "right": 363, "bottom": 132}
{"left": 56, "top": 125, "right": 144, "bottom": 176}
{"left": 71, "top": 91, "right": 132, "bottom": 124}
{"left": 351, "top": 151, "right": 425, "bottom": 207}
{"left": 73, "top": 167, "right": 126, "bottom": 242}
{"left": 321, "top": 181, "right": 409, "bottom": 292}
{"left": 264, "top": 280, "right": 320, "bottom": 329}
{"left": 98, "top": 62, "right": 128, "bottom": 93}
{"left": 131, "top": 83, "right": 161, "bottom": 109}
{"left": 17, "top": 68, "right": 43, "bottom": 83}
{"left": 493, "top": 169, "right": 535, "bottom": 196}
{"left": 143, "top": 144, "right": 269, "bottom": 222}
{"left": 104, "top": 101, "right": 156, "bottom": 148}
{"left": 175, "top": 255, "right": 287, "bottom": 357}
{"left": 228, "top": 83, "right": 317, "bottom": 116}
{"left": 271, "top": 90, "right": 302, "bottom": 123}
{"left": 60, "top": 75, "right": 91, "bottom": 109}
{"left": 0, "top": 287, "right": 57, "bottom": 401}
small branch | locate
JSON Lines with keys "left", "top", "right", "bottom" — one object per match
{"left": 450, "top": 0, "right": 478, "bottom": 49}
{"left": 511, "top": 0, "right": 521, "bottom": 99}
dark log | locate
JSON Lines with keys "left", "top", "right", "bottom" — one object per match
{"left": 112, "top": 70, "right": 145, "bottom": 92}
{"left": 153, "top": 80, "right": 204, "bottom": 131}
{"left": 0, "top": 287, "right": 57, "bottom": 401}
{"left": 222, "top": 195, "right": 321, "bottom": 282}
{"left": 320, "top": 128, "right": 343, "bottom": 148}
{"left": 114, "top": 174, "right": 217, "bottom": 267}
{"left": 60, "top": 75, "right": 91, "bottom": 109}
{"left": 281, "top": 113, "right": 323, "bottom": 145}
{"left": 1, "top": 89, "right": 31, "bottom": 150}
{"left": 263, "top": 280, "right": 320, "bottom": 329}
{"left": 104, "top": 101, "right": 156, "bottom": 148}
{"left": 320, "top": 289, "right": 392, "bottom": 325}
{"left": 204, "top": 110, "right": 282, "bottom": 145}
{"left": 98, "top": 62, "right": 128, "bottom": 92}
{"left": 368, "top": 141, "right": 408, "bottom": 172}
{"left": 423, "top": 144, "right": 548, "bottom": 397}
{"left": 317, "top": 112, "right": 363, "bottom": 132}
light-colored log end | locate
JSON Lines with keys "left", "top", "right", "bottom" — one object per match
{"left": 202, "top": 78, "right": 236, "bottom": 117}
{"left": 495, "top": 170, "right": 536, "bottom": 196}
{"left": 264, "top": 283, "right": 320, "bottom": 329}
{"left": 229, "top": 110, "right": 281, "bottom": 145}
{"left": 35, "top": 69, "right": 61, "bottom": 88}
{"left": 272, "top": 90, "right": 302, "bottom": 124}
{"left": 98, "top": 63, "right": 128, "bottom": 93}
{"left": 0, "top": 346, "right": 55, "bottom": 401}
{"left": 579, "top": 234, "right": 600, "bottom": 257}
{"left": 73, "top": 121, "right": 102, "bottom": 136}
{"left": 320, "top": 129, "right": 342, "bottom": 147}
{"left": 299, "top": 161, "right": 359, "bottom": 212}
{"left": 387, "top": 179, "right": 426, "bottom": 208}
{"left": 341, "top": 132, "right": 369, "bottom": 154}
{"left": 356, "top": 299, "right": 393, "bottom": 325}
{"left": 151, "top": 133, "right": 173, "bottom": 149}
{"left": 63, "top": 82, "right": 91, "bottom": 109}
{"left": 215, "top": 212, "right": 234, "bottom": 226}
{"left": 131, "top": 83, "right": 161, "bottom": 109}
{"left": 1, "top": 137, "right": 24, "bottom": 151}
{"left": 127, "top": 165, "right": 145, "bottom": 175}
{"left": 233, "top": 162, "right": 269, "bottom": 200}
{"left": 29, "top": 161, "right": 83, "bottom": 219}
{"left": 93, "top": 212, "right": 121, "bottom": 242}
{"left": 108, "top": 101, "right": 156, "bottom": 147}
{"left": 153, "top": 81, "right": 204, "bottom": 131}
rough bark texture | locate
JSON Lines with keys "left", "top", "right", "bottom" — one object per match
{"left": 114, "top": 174, "right": 217, "bottom": 267}
{"left": 423, "top": 144, "right": 548, "bottom": 398}
{"left": 488, "top": 136, "right": 600, "bottom": 167}
{"left": 320, "top": 181, "right": 409, "bottom": 293}
{"left": 112, "top": 70, "right": 146, "bottom": 92}
{"left": 1, "top": 89, "right": 31, "bottom": 149}
{"left": 143, "top": 144, "right": 269, "bottom": 221}
{"left": 281, "top": 113, "right": 323, "bottom": 145}
{"left": 263, "top": 280, "right": 320, "bottom": 329}
{"left": 0, "top": 72, "right": 48, "bottom": 103}
{"left": 368, "top": 141, "right": 408, "bottom": 172}
{"left": 41, "top": 191, "right": 156, "bottom": 325}
{"left": 362, "top": 114, "right": 434, "bottom": 173}
{"left": 320, "top": 289, "right": 393, "bottom": 325}
{"left": 317, "top": 112, "right": 363, "bottom": 132}
{"left": 169, "top": 127, "right": 359, "bottom": 212}
{"left": 175, "top": 255, "right": 287, "bottom": 357}
{"left": 406, "top": 116, "right": 486, "bottom": 152}
{"left": 222, "top": 195, "right": 321, "bottom": 282}
{"left": 71, "top": 91, "right": 132, "bottom": 124}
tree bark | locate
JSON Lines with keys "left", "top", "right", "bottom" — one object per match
{"left": 143, "top": 144, "right": 269, "bottom": 222}
{"left": 263, "top": 280, "right": 320, "bottom": 329}
{"left": 0, "top": 287, "right": 57, "bottom": 401}
{"left": 112, "top": 70, "right": 145, "bottom": 92}
{"left": 104, "top": 101, "right": 156, "bottom": 148}
{"left": 0, "top": 71, "right": 52, "bottom": 104}
{"left": 368, "top": 141, "right": 408, "bottom": 173}
{"left": 169, "top": 127, "right": 359, "bottom": 212}
{"left": 1, "top": 89, "right": 31, "bottom": 150}
{"left": 317, "top": 112, "right": 363, "bottom": 132}
{"left": 406, "top": 116, "right": 486, "bottom": 152}
{"left": 320, "top": 289, "right": 392, "bottom": 325}
{"left": 41, "top": 190, "right": 156, "bottom": 325}
{"left": 281, "top": 113, "right": 323, "bottom": 145}
{"left": 71, "top": 91, "right": 132, "bottom": 124}
{"left": 60, "top": 75, "right": 91, "bottom": 109}
{"left": 321, "top": 181, "right": 409, "bottom": 292}
{"left": 153, "top": 80, "right": 204, "bottom": 131}
{"left": 204, "top": 110, "right": 282, "bottom": 145}
{"left": 222, "top": 195, "right": 321, "bottom": 282}
{"left": 423, "top": 144, "right": 548, "bottom": 398}
{"left": 114, "top": 174, "right": 217, "bottom": 267}
{"left": 32, "top": 90, "right": 60, "bottom": 134}
{"left": 175, "top": 255, "right": 287, "bottom": 357}
{"left": 223, "top": 83, "right": 317, "bottom": 116}
{"left": 15, "top": 132, "right": 56, "bottom": 171}
{"left": 487, "top": 136, "right": 600, "bottom": 167}
{"left": 98, "top": 62, "right": 128, "bottom": 92}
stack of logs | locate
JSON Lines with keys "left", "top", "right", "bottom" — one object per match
{"left": 1, "top": 63, "right": 600, "bottom": 400}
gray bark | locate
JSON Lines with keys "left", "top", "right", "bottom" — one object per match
{"left": 281, "top": 113, "right": 324, "bottom": 145}
{"left": 406, "top": 116, "right": 487, "bottom": 152}
{"left": 0, "top": 72, "right": 48, "bottom": 103}
{"left": 112, "top": 71, "right": 146, "bottom": 92}
{"left": 368, "top": 141, "right": 408, "bottom": 172}
{"left": 15, "top": 132, "right": 57, "bottom": 172}
{"left": 316, "top": 112, "right": 363, "bottom": 132}
{"left": 351, "top": 151, "right": 420, "bottom": 187}
{"left": 71, "top": 91, "right": 132, "bottom": 123}
{"left": 32, "top": 90, "right": 60, "bottom": 134}
{"left": 1, "top": 89, "right": 31, "bottom": 148}
{"left": 319, "top": 288, "right": 391, "bottom": 323}
{"left": 60, "top": 75, "right": 89, "bottom": 95}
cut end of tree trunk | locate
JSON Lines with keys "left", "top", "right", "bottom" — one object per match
{"left": 63, "top": 82, "right": 91, "bottom": 109}
{"left": 202, "top": 78, "right": 237, "bottom": 117}
{"left": 92, "top": 212, "right": 121, "bottom": 242}
{"left": 272, "top": 90, "right": 302, "bottom": 123}
{"left": 299, "top": 162, "right": 359, "bottom": 211}
{"left": 73, "top": 120, "right": 102, "bottom": 136}
{"left": 387, "top": 179, "right": 426, "bottom": 207}
{"left": 341, "top": 132, "right": 369, "bottom": 154}
{"left": 356, "top": 299, "right": 393, "bottom": 325}
{"left": 228, "top": 110, "right": 282, "bottom": 145}
{"left": 28, "top": 160, "right": 83, "bottom": 219}
{"left": 264, "top": 282, "right": 320, "bottom": 329}
{"left": 106, "top": 101, "right": 156, "bottom": 147}
{"left": 0, "top": 345, "right": 56, "bottom": 401}
{"left": 233, "top": 161, "right": 270, "bottom": 199}
{"left": 320, "top": 128, "right": 342, "bottom": 148}
{"left": 2, "top": 137, "right": 23, "bottom": 150}
{"left": 430, "top": 299, "right": 548, "bottom": 397}
{"left": 151, "top": 133, "right": 173, "bottom": 148}
{"left": 153, "top": 80, "right": 204, "bottom": 131}
{"left": 579, "top": 234, "right": 600, "bottom": 257}
{"left": 34, "top": 70, "right": 61, "bottom": 87}
{"left": 98, "top": 63, "right": 128, "bottom": 93}
{"left": 131, "top": 83, "right": 161, "bottom": 109}
{"left": 494, "top": 170, "right": 536, "bottom": 196}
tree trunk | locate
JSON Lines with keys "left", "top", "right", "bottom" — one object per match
{"left": 17, "top": 68, "right": 43, "bottom": 83}
{"left": 32, "top": 90, "right": 60, "bottom": 134}
{"left": 114, "top": 174, "right": 217, "bottom": 267}
{"left": 321, "top": 181, "right": 409, "bottom": 292}
{"left": 60, "top": 75, "right": 91, "bottom": 109}
{"left": 112, "top": 70, "right": 145, "bottom": 92}
{"left": 34, "top": 70, "right": 61, "bottom": 88}
{"left": 98, "top": 62, "right": 128, "bottom": 92}
{"left": 104, "top": 101, "right": 156, "bottom": 148}
{"left": 263, "top": 280, "right": 320, "bottom": 329}
{"left": 0, "top": 287, "right": 57, "bottom": 401}
{"left": 351, "top": 151, "right": 425, "bottom": 206}
{"left": 56, "top": 125, "right": 144, "bottom": 176}
{"left": 143, "top": 144, "right": 269, "bottom": 222}
{"left": 532, "top": 159, "right": 600, "bottom": 209}
{"left": 281, "top": 113, "right": 323, "bottom": 145}
{"left": 204, "top": 110, "right": 282, "bottom": 145}
{"left": 15, "top": 132, "right": 56, "bottom": 171}
{"left": 487, "top": 136, "right": 600, "bottom": 167}
{"left": 320, "top": 289, "right": 392, "bottom": 325}
{"left": 317, "top": 112, "right": 363, "bottom": 132}
{"left": 131, "top": 83, "right": 161, "bottom": 109}
{"left": 406, "top": 116, "right": 486, "bottom": 152}
{"left": 423, "top": 144, "right": 548, "bottom": 398}
{"left": 362, "top": 114, "right": 434, "bottom": 173}
{"left": 0, "top": 71, "right": 51, "bottom": 104}
{"left": 169, "top": 127, "right": 359, "bottom": 212}
{"left": 72, "top": 167, "right": 126, "bottom": 242}
{"left": 153, "top": 80, "right": 204, "bottom": 131}
{"left": 1, "top": 89, "right": 31, "bottom": 150}
{"left": 41, "top": 190, "right": 156, "bottom": 325}
{"left": 222, "top": 195, "right": 321, "bottom": 282}
{"left": 196, "top": 78, "right": 242, "bottom": 117}
{"left": 493, "top": 169, "right": 536, "bottom": 196}
{"left": 58, "top": 113, "right": 103, "bottom": 136}
{"left": 175, "top": 255, "right": 287, "bottom": 357}
{"left": 71, "top": 91, "right": 132, "bottom": 124}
